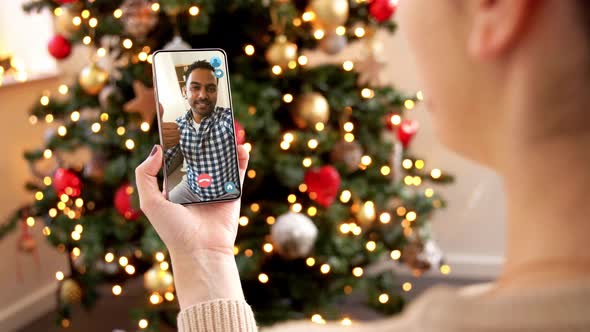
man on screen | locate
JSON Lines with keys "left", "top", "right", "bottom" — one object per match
{"left": 161, "top": 60, "right": 240, "bottom": 204}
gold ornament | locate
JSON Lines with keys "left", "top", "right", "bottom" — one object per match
{"left": 307, "top": 0, "right": 349, "bottom": 29}
{"left": 124, "top": 80, "right": 157, "bottom": 125}
{"left": 60, "top": 279, "right": 82, "bottom": 305}
{"left": 265, "top": 35, "right": 298, "bottom": 69}
{"left": 354, "top": 200, "right": 376, "bottom": 225}
{"left": 54, "top": 5, "right": 81, "bottom": 37}
{"left": 291, "top": 92, "right": 330, "bottom": 129}
{"left": 144, "top": 265, "right": 174, "bottom": 293}
{"left": 78, "top": 63, "right": 109, "bottom": 96}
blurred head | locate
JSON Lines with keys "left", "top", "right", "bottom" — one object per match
{"left": 184, "top": 60, "right": 218, "bottom": 118}
{"left": 397, "top": 0, "right": 590, "bottom": 169}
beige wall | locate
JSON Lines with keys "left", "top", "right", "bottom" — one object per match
{"left": 0, "top": 29, "right": 506, "bottom": 331}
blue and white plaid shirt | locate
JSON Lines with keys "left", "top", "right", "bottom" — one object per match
{"left": 164, "top": 107, "right": 240, "bottom": 201}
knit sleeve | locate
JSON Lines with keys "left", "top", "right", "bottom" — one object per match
{"left": 177, "top": 299, "right": 258, "bottom": 332}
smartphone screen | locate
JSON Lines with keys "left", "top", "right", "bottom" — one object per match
{"left": 152, "top": 49, "right": 241, "bottom": 205}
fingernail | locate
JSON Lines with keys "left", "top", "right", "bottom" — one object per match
{"left": 150, "top": 145, "right": 157, "bottom": 157}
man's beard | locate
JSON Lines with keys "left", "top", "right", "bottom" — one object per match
{"left": 192, "top": 99, "right": 214, "bottom": 116}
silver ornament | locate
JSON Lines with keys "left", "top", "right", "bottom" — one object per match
{"left": 319, "top": 32, "right": 347, "bottom": 55}
{"left": 271, "top": 212, "right": 318, "bottom": 259}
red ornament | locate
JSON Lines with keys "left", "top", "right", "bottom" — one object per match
{"left": 304, "top": 165, "right": 341, "bottom": 208}
{"left": 234, "top": 120, "right": 246, "bottom": 145}
{"left": 53, "top": 168, "right": 82, "bottom": 197}
{"left": 48, "top": 35, "right": 71, "bottom": 60}
{"left": 397, "top": 119, "right": 419, "bottom": 148}
{"left": 369, "top": 0, "right": 398, "bottom": 23}
{"left": 114, "top": 183, "right": 141, "bottom": 221}
{"left": 54, "top": 0, "right": 77, "bottom": 3}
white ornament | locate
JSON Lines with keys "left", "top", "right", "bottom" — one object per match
{"left": 271, "top": 212, "right": 318, "bottom": 259}
{"left": 164, "top": 35, "right": 191, "bottom": 50}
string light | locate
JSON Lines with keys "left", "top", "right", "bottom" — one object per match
{"left": 82, "top": 35, "right": 92, "bottom": 45}
{"left": 140, "top": 122, "right": 150, "bottom": 132}
{"left": 244, "top": 44, "right": 255, "bottom": 56}
{"left": 56, "top": 125, "right": 67, "bottom": 137}
{"left": 45, "top": 114, "right": 54, "bottom": 123}
{"left": 440, "top": 264, "right": 452, "bottom": 275}
{"left": 366, "top": 241, "right": 376, "bottom": 251}
{"left": 29, "top": 115, "right": 38, "bottom": 125}
{"left": 105, "top": 252, "right": 114, "bottom": 262}
{"left": 88, "top": 17, "right": 98, "bottom": 28}
{"left": 54, "top": 7, "right": 63, "bottom": 16}
{"left": 72, "top": 16, "right": 82, "bottom": 26}
{"left": 397, "top": 206, "right": 408, "bottom": 216}
{"left": 151, "top": 2, "right": 160, "bottom": 11}
{"left": 402, "top": 159, "right": 413, "bottom": 169}
{"left": 247, "top": 169, "right": 256, "bottom": 179}
{"left": 292, "top": 17, "right": 302, "bottom": 26}
{"left": 189, "top": 6, "right": 200, "bottom": 16}
{"left": 122, "top": 38, "right": 133, "bottom": 49}
{"left": 61, "top": 319, "right": 70, "bottom": 328}
{"left": 307, "top": 139, "right": 318, "bottom": 149}
{"left": 342, "top": 61, "right": 354, "bottom": 71}
{"left": 258, "top": 273, "right": 269, "bottom": 283}
{"left": 402, "top": 282, "right": 413, "bottom": 292}
{"left": 311, "top": 314, "right": 326, "bottom": 324}
{"left": 280, "top": 141, "right": 291, "bottom": 150}
{"left": 315, "top": 122, "right": 324, "bottom": 131}
{"left": 380, "top": 166, "right": 391, "bottom": 176}
{"left": 263, "top": 243, "right": 273, "bottom": 253}
{"left": 69, "top": 111, "right": 80, "bottom": 122}
{"left": 390, "top": 250, "right": 401, "bottom": 260}
{"left": 298, "top": 55, "right": 308, "bottom": 66}
{"left": 26, "top": 217, "right": 35, "bottom": 227}
{"left": 336, "top": 26, "right": 346, "bottom": 35}
{"left": 160, "top": 261, "right": 169, "bottom": 270}
{"left": 100, "top": 113, "right": 109, "bottom": 122}
{"left": 35, "top": 191, "right": 44, "bottom": 200}
{"left": 354, "top": 26, "right": 366, "bottom": 37}
{"left": 55, "top": 271, "right": 64, "bottom": 280}
{"left": 302, "top": 11, "right": 315, "bottom": 22}
{"left": 412, "top": 176, "right": 422, "bottom": 186}
{"left": 379, "top": 293, "right": 389, "bottom": 304}
{"left": 91, "top": 122, "right": 101, "bottom": 133}
{"left": 390, "top": 114, "right": 401, "bottom": 126}
{"left": 155, "top": 252, "right": 165, "bottom": 262}
{"left": 343, "top": 122, "right": 354, "bottom": 132}
{"left": 307, "top": 206, "right": 317, "bottom": 216}
{"left": 283, "top": 93, "right": 293, "bottom": 103}
{"left": 150, "top": 292, "right": 162, "bottom": 304}
{"left": 239, "top": 216, "right": 249, "bottom": 226}
{"left": 71, "top": 231, "right": 81, "bottom": 241}
{"left": 379, "top": 212, "right": 391, "bottom": 224}
{"left": 250, "top": 203, "right": 260, "bottom": 212}
{"left": 352, "top": 267, "right": 364, "bottom": 277}
{"left": 283, "top": 132, "right": 295, "bottom": 143}
{"left": 404, "top": 176, "right": 413, "bottom": 186}
{"left": 42, "top": 226, "right": 51, "bottom": 236}
{"left": 164, "top": 292, "right": 175, "bottom": 301}
{"left": 417, "top": 91, "right": 424, "bottom": 100}
{"left": 299, "top": 183, "right": 308, "bottom": 192}
{"left": 425, "top": 188, "right": 434, "bottom": 198}
{"left": 138, "top": 319, "right": 149, "bottom": 329}
{"left": 117, "top": 126, "right": 126, "bottom": 136}
{"left": 138, "top": 52, "right": 148, "bottom": 61}
{"left": 361, "top": 155, "right": 372, "bottom": 166}
{"left": 40, "top": 95, "right": 49, "bottom": 106}
{"left": 266, "top": 216, "right": 275, "bottom": 225}
{"left": 125, "top": 139, "right": 135, "bottom": 150}
{"left": 49, "top": 208, "right": 57, "bottom": 218}
{"left": 320, "top": 264, "right": 331, "bottom": 274}
{"left": 291, "top": 203, "right": 302, "bottom": 213}
{"left": 74, "top": 224, "right": 83, "bottom": 233}
{"left": 57, "top": 201, "right": 66, "bottom": 210}
{"left": 361, "top": 88, "right": 374, "bottom": 99}
{"left": 272, "top": 65, "right": 282, "bottom": 75}
{"left": 287, "top": 194, "right": 297, "bottom": 203}
{"left": 306, "top": 257, "right": 315, "bottom": 266}
{"left": 42, "top": 149, "right": 53, "bottom": 159}
{"left": 431, "top": 169, "right": 442, "bottom": 179}
{"left": 233, "top": 246, "right": 239, "bottom": 255}
{"left": 288, "top": 60, "right": 297, "bottom": 69}
{"left": 112, "top": 285, "right": 122, "bottom": 295}
{"left": 341, "top": 318, "right": 352, "bottom": 326}
{"left": 113, "top": 8, "right": 123, "bottom": 18}
{"left": 404, "top": 99, "right": 415, "bottom": 110}
{"left": 313, "top": 29, "right": 325, "bottom": 40}
{"left": 58, "top": 84, "right": 69, "bottom": 95}
{"left": 340, "top": 190, "right": 352, "bottom": 203}
{"left": 415, "top": 160, "right": 425, "bottom": 169}
{"left": 81, "top": 9, "right": 90, "bottom": 19}
{"left": 244, "top": 143, "right": 252, "bottom": 153}
{"left": 339, "top": 223, "right": 351, "bottom": 234}
{"left": 43, "top": 176, "right": 52, "bottom": 186}
{"left": 125, "top": 265, "right": 135, "bottom": 275}
{"left": 119, "top": 256, "right": 128, "bottom": 266}
{"left": 344, "top": 133, "right": 355, "bottom": 142}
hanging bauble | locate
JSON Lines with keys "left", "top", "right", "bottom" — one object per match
{"left": 234, "top": 120, "right": 246, "bottom": 145}
{"left": 83, "top": 152, "right": 107, "bottom": 183}
{"left": 304, "top": 165, "right": 341, "bottom": 207}
{"left": 307, "top": 0, "right": 349, "bottom": 29}
{"left": 48, "top": 35, "right": 71, "bottom": 60}
{"left": 318, "top": 31, "right": 347, "bottom": 55}
{"left": 60, "top": 279, "right": 82, "bottom": 305}
{"left": 114, "top": 183, "right": 141, "bottom": 221}
{"left": 54, "top": 5, "right": 80, "bottom": 37}
{"left": 291, "top": 92, "right": 330, "bottom": 129}
{"left": 330, "top": 140, "right": 363, "bottom": 172}
{"left": 402, "top": 239, "right": 444, "bottom": 275}
{"left": 120, "top": 0, "right": 158, "bottom": 39}
{"left": 354, "top": 200, "right": 376, "bottom": 225}
{"left": 163, "top": 35, "right": 191, "bottom": 50}
{"left": 271, "top": 212, "right": 318, "bottom": 259}
{"left": 369, "top": 0, "right": 398, "bottom": 23}
{"left": 397, "top": 119, "right": 419, "bottom": 148}
{"left": 144, "top": 265, "right": 174, "bottom": 293}
{"left": 78, "top": 62, "right": 109, "bottom": 96}
{"left": 53, "top": 168, "right": 82, "bottom": 197}
{"left": 98, "top": 84, "right": 122, "bottom": 109}
{"left": 265, "top": 35, "right": 298, "bottom": 69}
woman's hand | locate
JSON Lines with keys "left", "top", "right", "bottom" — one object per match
{"left": 135, "top": 144, "right": 249, "bottom": 308}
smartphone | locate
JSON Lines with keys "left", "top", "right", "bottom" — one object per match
{"left": 152, "top": 49, "right": 241, "bottom": 205}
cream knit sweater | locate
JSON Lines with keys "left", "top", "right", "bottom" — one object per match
{"left": 177, "top": 280, "right": 590, "bottom": 331}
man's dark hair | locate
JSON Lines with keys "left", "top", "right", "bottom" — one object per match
{"left": 183, "top": 60, "right": 216, "bottom": 83}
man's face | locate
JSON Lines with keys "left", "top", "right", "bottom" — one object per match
{"left": 184, "top": 68, "right": 217, "bottom": 117}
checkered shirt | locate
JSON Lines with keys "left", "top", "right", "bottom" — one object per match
{"left": 164, "top": 107, "right": 240, "bottom": 200}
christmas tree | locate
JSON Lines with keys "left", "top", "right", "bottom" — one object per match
{"left": 1, "top": 0, "right": 454, "bottom": 329}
